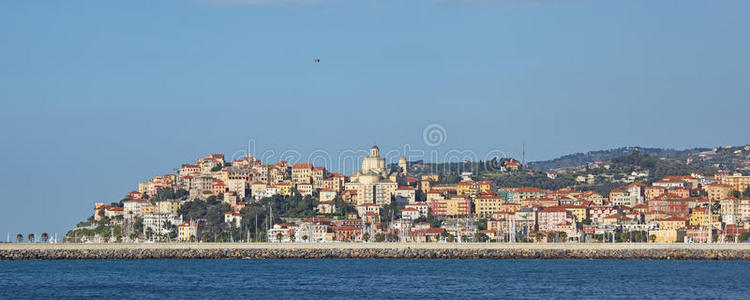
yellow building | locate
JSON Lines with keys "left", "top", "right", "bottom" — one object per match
{"left": 561, "top": 205, "right": 589, "bottom": 223}
{"left": 721, "top": 173, "right": 750, "bottom": 192}
{"left": 499, "top": 202, "right": 522, "bottom": 213}
{"left": 432, "top": 197, "right": 471, "bottom": 217}
{"left": 277, "top": 182, "right": 293, "bottom": 196}
{"left": 654, "top": 217, "right": 688, "bottom": 230}
{"left": 178, "top": 222, "right": 199, "bottom": 242}
{"left": 291, "top": 163, "right": 313, "bottom": 184}
{"left": 705, "top": 183, "right": 734, "bottom": 200}
{"left": 140, "top": 205, "right": 157, "bottom": 215}
{"left": 457, "top": 180, "right": 494, "bottom": 195}
{"left": 689, "top": 208, "right": 720, "bottom": 227}
{"left": 473, "top": 196, "right": 504, "bottom": 218}
{"left": 156, "top": 201, "right": 181, "bottom": 216}
{"left": 649, "top": 229, "right": 685, "bottom": 243}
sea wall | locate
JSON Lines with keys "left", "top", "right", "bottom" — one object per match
{"left": 2, "top": 247, "right": 750, "bottom": 260}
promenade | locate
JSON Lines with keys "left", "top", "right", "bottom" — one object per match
{"left": 2, "top": 243, "right": 750, "bottom": 260}
{"left": 2, "top": 242, "right": 750, "bottom": 251}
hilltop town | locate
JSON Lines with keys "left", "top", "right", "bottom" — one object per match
{"left": 69, "top": 144, "right": 750, "bottom": 244}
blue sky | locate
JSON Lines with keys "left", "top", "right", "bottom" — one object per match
{"left": 1, "top": 0, "right": 749, "bottom": 235}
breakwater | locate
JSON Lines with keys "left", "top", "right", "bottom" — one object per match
{"left": 2, "top": 244, "right": 750, "bottom": 260}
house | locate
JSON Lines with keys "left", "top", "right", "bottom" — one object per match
{"left": 652, "top": 216, "right": 688, "bottom": 230}
{"left": 224, "top": 212, "right": 243, "bottom": 228}
{"left": 316, "top": 201, "right": 336, "bottom": 214}
{"left": 268, "top": 223, "right": 296, "bottom": 242}
{"left": 394, "top": 186, "right": 416, "bottom": 205}
{"left": 296, "top": 183, "right": 313, "bottom": 196}
{"left": 405, "top": 203, "right": 429, "bottom": 216}
{"left": 319, "top": 189, "right": 337, "bottom": 202}
{"left": 296, "top": 218, "right": 331, "bottom": 242}
{"left": 335, "top": 225, "right": 362, "bottom": 242}
{"left": 178, "top": 221, "right": 200, "bottom": 242}
{"left": 356, "top": 203, "right": 380, "bottom": 217}
{"left": 401, "top": 207, "right": 421, "bottom": 221}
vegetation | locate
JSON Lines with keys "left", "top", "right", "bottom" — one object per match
{"left": 528, "top": 146, "right": 709, "bottom": 171}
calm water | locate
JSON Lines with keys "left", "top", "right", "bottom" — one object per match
{"left": 1, "top": 259, "right": 748, "bottom": 299}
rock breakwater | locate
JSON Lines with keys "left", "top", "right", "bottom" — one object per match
{"left": 2, "top": 247, "right": 750, "bottom": 260}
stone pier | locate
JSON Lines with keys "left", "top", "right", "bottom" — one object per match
{"left": 2, "top": 243, "right": 749, "bottom": 260}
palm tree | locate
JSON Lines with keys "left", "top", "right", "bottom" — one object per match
{"left": 27, "top": 233, "right": 35, "bottom": 243}
{"left": 41, "top": 233, "right": 49, "bottom": 243}
{"left": 16, "top": 234, "right": 23, "bottom": 243}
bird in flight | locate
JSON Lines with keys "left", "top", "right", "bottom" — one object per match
{"left": 315, "top": 58, "right": 320, "bottom": 63}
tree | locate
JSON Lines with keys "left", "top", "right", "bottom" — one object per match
{"left": 276, "top": 232, "right": 283, "bottom": 242}
{"left": 16, "top": 234, "right": 23, "bottom": 243}
{"left": 474, "top": 232, "right": 490, "bottom": 243}
{"left": 649, "top": 234, "right": 657, "bottom": 243}
{"left": 374, "top": 233, "right": 386, "bottom": 242}
{"left": 476, "top": 219, "right": 488, "bottom": 231}
{"left": 743, "top": 186, "right": 750, "bottom": 198}
{"left": 737, "top": 232, "right": 750, "bottom": 242}
{"left": 41, "top": 233, "right": 49, "bottom": 243}
{"left": 547, "top": 232, "right": 556, "bottom": 243}
{"left": 302, "top": 235, "right": 309, "bottom": 242}
{"left": 27, "top": 233, "right": 35, "bottom": 243}
{"left": 581, "top": 218, "right": 592, "bottom": 225}
{"left": 363, "top": 232, "right": 370, "bottom": 242}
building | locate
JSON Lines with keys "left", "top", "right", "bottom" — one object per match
{"left": 609, "top": 183, "right": 645, "bottom": 207}
{"left": 473, "top": 196, "right": 505, "bottom": 218}
{"left": 405, "top": 203, "right": 429, "bottom": 216}
{"left": 356, "top": 203, "right": 380, "bottom": 217}
{"left": 457, "top": 180, "right": 495, "bottom": 196}
{"left": 429, "top": 197, "right": 471, "bottom": 217}
{"left": 721, "top": 173, "right": 750, "bottom": 192}
{"left": 317, "top": 201, "right": 336, "bottom": 214}
{"left": 401, "top": 207, "right": 421, "bottom": 221}
{"left": 653, "top": 216, "right": 688, "bottom": 230}
{"left": 291, "top": 163, "right": 313, "bottom": 184}
{"left": 394, "top": 186, "right": 416, "bottom": 205}
{"left": 178, "top": 221, "right": 199, "bottom": 242}
{"left": 537, "top": 206, "right": 573, "bottom": 233}
{"left": 296, "top": 183, "right": 313, "bottom": 196}
{"left": 319, "top": 189, "right": 337, "bottom": 202}
{"left": 688, "top": 208, "right": 719, "bottom": 227}
{"left": 344, "top": 145, "right": 402, "bottom": 206}
{"left": 123, "top": 198, "right": 149, "bottom": 219}
{"left": 143, "top": 213, "right": 182, "bottom": 235}
{"left": 706, "top": 183, "right": 734, "bottom": 200}
{"left": 224, "top": 212, "right": 243, "bottom": 228}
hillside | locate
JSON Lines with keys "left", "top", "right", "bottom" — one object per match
{"left": 527, "top": 147, "right": 710, "bottom": 171}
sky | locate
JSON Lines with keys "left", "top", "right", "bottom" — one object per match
{"left": 1, "top": 0, "right": 749, "bottom": 236}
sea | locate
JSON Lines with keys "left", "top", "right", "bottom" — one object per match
{"left": 0, "top": 259, "right": 748, "bottom": 299}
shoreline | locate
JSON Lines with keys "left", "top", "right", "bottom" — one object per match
{"left": 2, "top": 243, "right": 750, "bottom": 260}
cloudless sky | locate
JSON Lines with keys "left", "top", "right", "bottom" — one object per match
{"left": 1, "top": 0, "right": 748, "bottom": 235}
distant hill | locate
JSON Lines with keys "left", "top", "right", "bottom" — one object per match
{"left": 527, "top": 147, "right": 710, "bottom": 171}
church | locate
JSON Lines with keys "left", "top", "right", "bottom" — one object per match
{"left": 345, "top": 145, "right": 408, "bottom": 206}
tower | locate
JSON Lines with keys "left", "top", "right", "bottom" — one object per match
{"left": 398, "top": 156, "right": 407, "bottom": 176}
{"left": 370, "top": 145, "right": 379, "bottom": 157}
